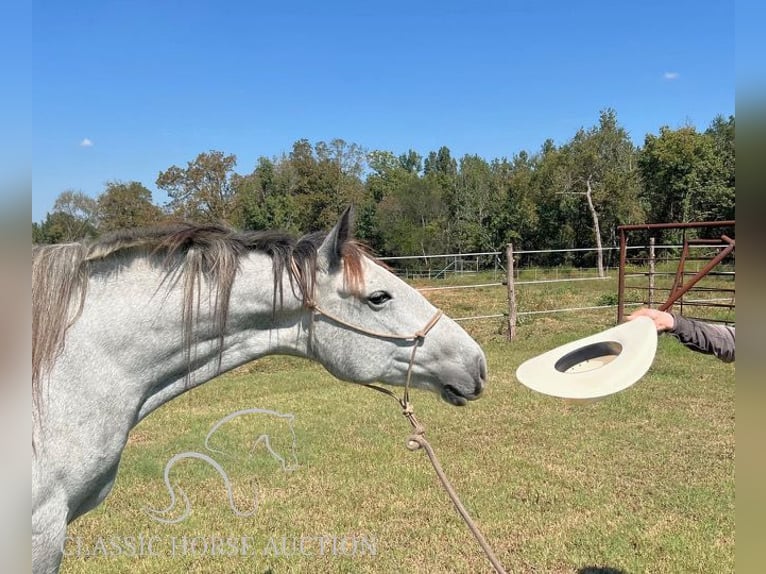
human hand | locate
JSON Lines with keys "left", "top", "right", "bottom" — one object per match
{"left": 627, "top": 307, "right": 675, "bottom": 332}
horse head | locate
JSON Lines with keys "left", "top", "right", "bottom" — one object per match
{"left": 307, "top": 208, "right": 487, "bottom": 406}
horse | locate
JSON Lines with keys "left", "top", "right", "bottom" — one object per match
{"left": 31, "top": 207, "right": 487, "bottom": 573}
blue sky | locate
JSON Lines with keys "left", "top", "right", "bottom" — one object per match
{"left": 32, "top": 0, "right": 734, "bottom": 222}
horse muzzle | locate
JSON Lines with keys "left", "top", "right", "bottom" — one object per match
{"left": 439, "top": 353, "right": 487, "bottom": 406}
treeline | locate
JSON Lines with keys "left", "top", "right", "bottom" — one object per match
{"left": 33, "top": 109, "right": 734, "bottom": 261}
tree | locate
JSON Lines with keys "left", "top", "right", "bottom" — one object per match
{"left": 529, "top": 139, "right": 579, "bottom": 261}
{"left": 32, "top": 221, "right": 44, "bottom": 244}
{"left": 705, "top": 114, "right": 735, "bottom": 181}
{"left": 368, "top": 151, "right": 449, "bottom": 256}
{"left": 374, "top": 175, "right": 450, "bottom": 257}
{"left": 156, "top": 151, "right": 239, "bottom": 223}
{"left": 313, "top": 138, "right": 367, "bottom": 226}
{"left": 495, "top": 151, "right": 539, "bottom": 248}
{"left": 398, "top": 149, "right": 422, "bottom": 174}
{"left": 97, "top": 181, "right": 164, "bottom": 232}
{"left": 452, "top": 154, "right": 497, "bottom": 252}
{"left": 363, "top": 150, "right": 417, "bottom": 250}
{"left": 557, "top": 109, "right": 642, "bottom": 276}
{"left": 273, "top": 138, "right": 367, "bottom": 232}
{"left": 35, "top": 190, "right": 99, "bottom": 243}
{"left": 234, "top": 139, "right": 368, "bottom": 234}
{"left": 639, "top": 123, "right": 733, "bottom": 231}
{"left": 31, "top": 110, "right": 733, "bottom": 254}
{"left": 424, "top": 146, "right": 458, "bottom": 178}
{"left": 234, "top": 156, "right": 300, "bottom": 233}
{"left": 422, "top": 146, "right": 458, "bottom": 250}
{"left": 703, "top": 114, "right": 736, "bottom": 222}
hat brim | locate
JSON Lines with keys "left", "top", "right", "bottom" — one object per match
{"left": 515, "top": 316, "right": 658, "bottom": 400}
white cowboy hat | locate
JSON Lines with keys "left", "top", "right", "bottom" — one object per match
{"left": 515, "top": 316, "right": 658, "bottom": 401}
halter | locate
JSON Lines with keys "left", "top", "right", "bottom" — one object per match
{"left": 305, "top": 299, "right": 443, "bottom": 412}
{"left": 304, "top": 298, "right": 508, "bottom": 573}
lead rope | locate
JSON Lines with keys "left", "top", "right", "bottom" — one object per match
{"left": 307, "top": 301, "right": 508, "bottom": 574}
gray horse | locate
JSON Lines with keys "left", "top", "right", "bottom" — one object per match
{"left": 32, "top": 207, "right": 487, "bottom": 573}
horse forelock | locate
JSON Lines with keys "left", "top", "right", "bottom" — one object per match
{"left": 339, "top": 240, "right": 371, "bottom": 297}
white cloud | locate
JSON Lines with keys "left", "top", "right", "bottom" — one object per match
{"left": 663, "top": 72, "right": 680, "bottom": 81}
{"left": 79, "top": 138, "right": 94, "bottom": 147}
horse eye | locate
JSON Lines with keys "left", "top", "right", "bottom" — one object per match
{"left": 367, "top": 291, "right": 392, "bottom": 307}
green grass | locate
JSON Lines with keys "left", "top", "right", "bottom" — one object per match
{"left": 60, "top": 277, "right": 735, "bottom": 574}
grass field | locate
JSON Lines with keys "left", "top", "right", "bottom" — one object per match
{"left": 60, "top": 273, "right": 735, "bottom": 574}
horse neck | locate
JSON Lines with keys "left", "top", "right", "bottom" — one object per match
{"left": 76, "top": 251, "right": 311, "bottom": 421}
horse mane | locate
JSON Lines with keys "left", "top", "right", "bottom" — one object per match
{"left": 32, "top": 222, "right": 370, "bottom": 428}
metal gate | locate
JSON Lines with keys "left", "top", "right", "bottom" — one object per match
{"left": 616, "top": 221, "right": 735, "bottom": 324}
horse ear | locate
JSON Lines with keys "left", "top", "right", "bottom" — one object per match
{"left": 317, "top": 206, "right": 355, "bottom": 270}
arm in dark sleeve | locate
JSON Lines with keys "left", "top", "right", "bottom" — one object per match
{"left": 669, "top": 314, "right": 735, "bottom": 363}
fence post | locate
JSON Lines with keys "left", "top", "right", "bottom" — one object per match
{"left": 648, "top": 237, "right": 655, "bottom": 308}
{"left": 617, "top": 228, "right": 627, "bottom": 323}
{"left": 506, "top": 243, "right": 517, "bottom": 341}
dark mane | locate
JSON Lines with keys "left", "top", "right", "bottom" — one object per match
{"left": 32, "top": 222, "right": 370, "bottom": 431}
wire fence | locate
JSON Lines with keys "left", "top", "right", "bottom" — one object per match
{"left": 381, "top": 243, "right": 734, "bottom": 331}
{"left": 378, "top": 244, "right": 721, "bottom": 281}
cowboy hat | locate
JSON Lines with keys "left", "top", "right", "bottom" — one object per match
{"left": 515, "top": 316, "right": 657, "bottom": 401}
